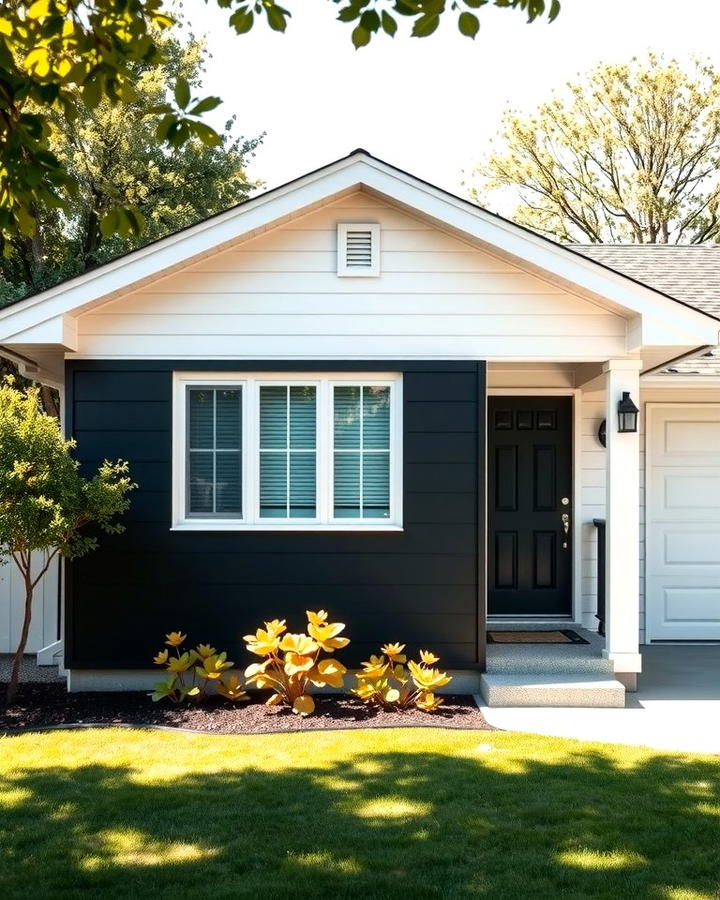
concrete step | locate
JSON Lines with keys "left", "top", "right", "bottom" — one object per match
{"left": 480, "top": 673, "right": 626, "bottom": 708}
{"left": 486, "top": 652, "right": 614, "bottom": 677}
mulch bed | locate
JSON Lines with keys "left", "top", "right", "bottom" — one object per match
{"left": 0, "top": 683, "right": 491, "bottom": 735}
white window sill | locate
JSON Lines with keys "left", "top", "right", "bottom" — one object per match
{"left": 170, "top": 523, "right": 404, "bottom": 533}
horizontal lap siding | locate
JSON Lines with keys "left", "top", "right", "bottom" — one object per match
{"left": 65, "top": 361, "right": 483, "bottom": 670}
{"left": 74, "top": 193, "right": 626, "bottom": 361}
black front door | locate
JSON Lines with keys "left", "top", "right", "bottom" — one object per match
{"left": 488, "top": 396, "right": 572, "bottom": 616}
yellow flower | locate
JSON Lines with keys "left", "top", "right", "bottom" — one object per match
{"left": 358, "top": 654, "right": 388, "bottom": 680}
{"left": 264, "top": 619, "right": 287, "bottom": 638}
{"left": 165, "top": 631, "right": 186, "bottom": 647}
{"left": 196, "top": 644, "right": 216, "bottom": 659}
{"left": 306, "top": 609, "right": 328, "bottom": 626}
{"left": 196, "top": 652, "right": 233, "bottom": 680}
{"left": 284, "top": 652, "right": 316, "bottom": 676}
{"left": 419, "top": 650, "right": 440, "bottom": 666}
{"left": 167, "top": 652, "right": 193, "bottom": 673}
{"left": 292, "top": 694, "right": 315, "bottom": 716}
{"left": 416, "top": 692, "right": 443, "bottom": 711}
{"left": 408, "top": 660, "right": 452, "bottom": 691}
{"left": 310, "top": 658, "right": 347, "bottom": 688}
{"left": 381, "top": 642, "right": 407, "bottom": 663}
{"left": 308, "top": 621, "right": 350, "bottom": 652}
{"left": 243, "top": 627, "right": 281, "bottom": 657}
{"left": 216, "top": 675, "right": 249, "bottom": 702}
{"left": 352, "top": 682, "right": 377, "bottom": 700}
{"left": 153, "top": 649, "right": 169, "bottom": 666}
{"left": 279, "top": 632, "right": 318, "bottom": 655}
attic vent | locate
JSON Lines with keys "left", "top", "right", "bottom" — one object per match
{"left": 337, "top": 223, "right": 380, "bottom": 276}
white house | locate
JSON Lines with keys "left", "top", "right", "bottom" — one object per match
{"left": 0, "top": 150, "right": 718, "bottom": 705}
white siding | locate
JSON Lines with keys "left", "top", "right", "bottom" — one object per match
{"left": 0, "top": 554, "right": 59, "bottom": 654}
{"left": 74, "top": 192, "right": 628, "bottom": 361}
{"left": 580, "top": 383, "right": 720, "bottom": 642}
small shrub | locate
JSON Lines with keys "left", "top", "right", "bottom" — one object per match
{"left": 353, "top": 644, "right": 452, "bottom": 712}
{"left": 243, "top": 610, "right": 349, "bottom": 716}
{"left": 151, "top": 632, "right": 249, "bottom": 704}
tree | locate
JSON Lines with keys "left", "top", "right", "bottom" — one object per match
{"left": 471, "top": 55, "right": 720, "bottom": 244}
{"left": 0, "top": 32, "right": 262, "bottom": 305}
{"left": 0, "top": 1, "right": 558, "bottom": 247}
{"left": 0, "top": 378, "right": 135, "bottom": 704}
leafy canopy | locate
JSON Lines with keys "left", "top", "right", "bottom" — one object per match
{"left": 0, "top": 0, "right": 559, "bottom": 246}
{"left": 0, "top": 31, "right": 262, "bottom": 306}
{"left": 471, "top": 54, "right": 720, "bottom": 244}
{"left": 0, "top": 377, "right": 135, "bottom": 561}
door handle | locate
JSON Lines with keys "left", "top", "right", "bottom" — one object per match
{"left": 561, "top": 512, "right": 570, "bottom": 549}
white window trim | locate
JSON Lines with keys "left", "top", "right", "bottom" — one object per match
{"left": 336, "top": 223, "right": 380, "bottom": 277}
{"left": 172, "top": 372, "right": 403, "bottom": 531}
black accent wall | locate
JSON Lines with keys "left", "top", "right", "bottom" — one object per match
{"left": 65, "top": 361, "right": 486, "bottom": 670}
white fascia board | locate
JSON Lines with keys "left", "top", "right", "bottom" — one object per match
{"left": 1, "top": 151, "right": 719, "bottom": 348}
{"left": 641, "top": 374, "right": 720, "bottom": 387}
{"left": 3, "top": 314, "right": 78, "bottom": 350}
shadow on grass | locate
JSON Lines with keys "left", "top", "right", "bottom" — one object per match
{"left": 1, "top": 741, "right": 719, "bottom": 899}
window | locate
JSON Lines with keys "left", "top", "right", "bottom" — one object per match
{"left": 337, "top": 223, "right": 380, "bottom": 276}
{"left": 173, "top": 373, "right": 402, "bottom": 530}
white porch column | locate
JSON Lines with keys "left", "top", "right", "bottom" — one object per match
{"left": 602, "top": 359, "right": 643, "bottom": 689}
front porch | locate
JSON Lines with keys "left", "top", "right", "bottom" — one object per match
{"left": 480, "top": 626, "right": 626, "bottom": 708}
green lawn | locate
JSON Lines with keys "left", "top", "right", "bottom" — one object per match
{"left": 1, "top": 727, "right": 718, "bottom": 899}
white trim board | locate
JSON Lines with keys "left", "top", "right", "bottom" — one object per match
{"left": 0, "top": 151, "right": 717, "bottom": 354}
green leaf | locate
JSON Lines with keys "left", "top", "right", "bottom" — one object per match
{"left": 174, "top": 76, "right": 190, "bottom": 110}
{"left": 337, "top": 6, "right": 359, "bottom": 22}
{"left": 381, "top": 10, "right": 397, "bottom": 34}
{"left": 99, "top": 208, "right": 119, "bottom": 238}
{"left": 188, "top": 96, "right": 222, "bottom": 116}
{"left": 549, "top": 0, "right": 561, "bottom": 21}
{"left": 458, "top": 11, "right": 479, "bottom": 36}
{"left": 360, "top": 9, "right": 380, "bottom": 31}
{"left": 265, "top": 4, "right": 289, "bottom": 31}
{"left": 191, "top": 121, "right": 222, "bottom": 147}
{"left": 351, "top": 24, "right": 371, "bottom": 47}
{"left": 230, "top": 8, "right": 254, "bottom": 33}
{"left": 411, "top": 13, "right": 440, "bottom": 36}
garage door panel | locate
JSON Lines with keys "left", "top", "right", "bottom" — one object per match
{"left": 663, "top": 587, "right": 720, "bottom": 625}
{"left": 647, "top": 404, "right": 720, "bottom": 642}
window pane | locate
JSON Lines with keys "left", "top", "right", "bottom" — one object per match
{"left": 290, "top": 453, "right": 316, "bottom": 518}
{"left": 362, "top": 453, "right": 390, "bottom": 518}
{"left": 188, "top": 389, "right": 213, "bottom": 449}
{"left": 334, "top": 386, "right": 360, "bottom": 449}
{"left": 260, "top": 453, "right": 287, "bottom": 518}
{"left": 187, "top": 387, "right": 242, "bottom": 517}
{"left": 334, "top": 451, "right": 361, "bottom": 518}
{"left": 260, "top": 386, "right": 287, "bottom": 449}
{"left": 216, "top": 389, "right": 242, "bottom": 450}
{"left": 215, "top": 452, "right": 242, "bottom": 514}
{"left": 290, "top": 386, "right": 316, "bottom": 449}
{"left": 188, "top": 452, "right": 214, "bottom": 514}
{"left": 363, "top": 386, "right": 390, "bottom": 449}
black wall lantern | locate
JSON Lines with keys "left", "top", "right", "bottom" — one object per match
{"left": 617, "top": 391, "right": 639, "bottom": 433}
{"left": 597, "top": 392, "right": 639, "bottom": 448}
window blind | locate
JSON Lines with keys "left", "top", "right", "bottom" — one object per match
{"left": 259, "top": 385, "right": 317, "bottom": 518}
{"left": 187, "top": 387, "right": 242, "bottom": 516}
{"left": 333, "top": 385, "right": 390, "bottom": 518}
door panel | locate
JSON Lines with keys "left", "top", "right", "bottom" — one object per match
{"left": 647, "top": 404, "right": 720, "bottom": 640}
{"left": 488, "top": 396, "right": 573, "bottom": 615}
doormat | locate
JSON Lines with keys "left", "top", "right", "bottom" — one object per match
{"left": 487, "top": 630, "right": 589, "bottom": 645}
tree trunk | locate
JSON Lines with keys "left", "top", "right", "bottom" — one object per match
{"left": 40, "top": 385, "right": 60, "bottom": 419}
{"left": 5, "top": 567, "right": 34, "bottom": 705}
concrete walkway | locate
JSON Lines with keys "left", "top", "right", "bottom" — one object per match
{"left": 481, "top": 645, "right": 720, "bottom": 755}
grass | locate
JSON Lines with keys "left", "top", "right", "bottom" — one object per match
{"left": 0, "top": 727, "right": 719, "bottom": 899}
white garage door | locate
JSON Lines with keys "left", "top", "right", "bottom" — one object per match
{"left": 646, "top": 404, "right": 720, "bottom": 642}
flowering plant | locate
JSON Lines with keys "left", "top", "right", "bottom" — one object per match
{"left": 243, "top": 610, "right": 349, "bottom": 716}
{"left": 151, "top": 631, "right": 249, "bottom": 704}
{"left": 353, "top": 643, "right": 452, "bottom": 711}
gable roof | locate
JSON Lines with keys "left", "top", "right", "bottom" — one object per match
{"left": 0, "top": 150, "right": 718, "bottom": 357}
{"left": 569, "top": 244, "right": 720, "bottom": 376}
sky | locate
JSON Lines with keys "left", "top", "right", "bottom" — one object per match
{"left": 182, "top": 0, "right": 720, "bottom": 198}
